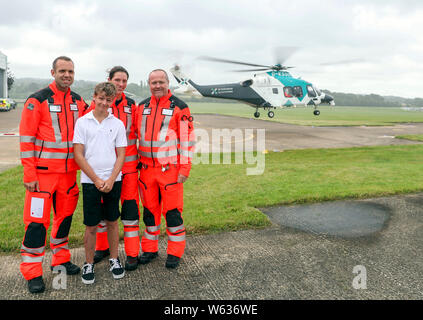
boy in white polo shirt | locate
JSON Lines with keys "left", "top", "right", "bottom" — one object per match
{"left": 73, "top": 82, "right": 127, "bottom": 284}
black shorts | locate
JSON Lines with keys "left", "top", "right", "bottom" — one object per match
{"left": 82, "top": 181, "right": 122, "bottom": 226}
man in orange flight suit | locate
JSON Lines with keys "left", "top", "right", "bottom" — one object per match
{"left": 87, "top": 66, "right": 140, "bottom": 271}
{"left": 134, "top": 69, "right": 195, "bottom": 269}
{"left": 19, "top": 56, "right": 88, "bottom": 293}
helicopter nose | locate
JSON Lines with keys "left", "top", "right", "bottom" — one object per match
{"left": 321, "top": 94, "right": 335, "bottom": 105}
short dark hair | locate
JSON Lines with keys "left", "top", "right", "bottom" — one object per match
{"left": 94, "top": 82, "right": 117, "bottom": 97}
{"left": 148, "top": 69, "right": 169, "bottom": 83}
{"left": 52, "top": 56, "right": 73, "bottom": 70}
{"left": 108, "top": 66, "right": 129, "bottom": 80}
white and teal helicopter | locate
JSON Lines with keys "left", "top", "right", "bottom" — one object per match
{"left": 170, "top": 50, "right": 335, "bottom": 118}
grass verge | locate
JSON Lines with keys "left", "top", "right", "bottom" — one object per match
{"left": 1, "top": 144, "right": 423, "bottom": 253}
{"left": 189, "top": 102, "right": 423, "bottom": 126}
{"left": 396, "top": 134, "right": 423, "bottom": 142}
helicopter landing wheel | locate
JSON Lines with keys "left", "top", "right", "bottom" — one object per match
{"left": 313, "top": 110, "right": 320, "bottom": 116}
{"left": 268, "top": 111, "right": 274, "bottom": 118}
{"left": 254, "top": 111, "right": 260, "bottom": 118}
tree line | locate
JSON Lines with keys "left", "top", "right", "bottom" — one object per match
{"left": 8, "top": 77, "right": 423, "bottom": 107}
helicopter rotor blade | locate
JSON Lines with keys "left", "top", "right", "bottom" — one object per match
{"left": 198, "top": 56, "right": 272, "bottom": 69}
{"left": 274, "top": 46, "right": 299, "bottom": 65}
{"left": 231, "top": 68, "right": 272, "bottom": 72}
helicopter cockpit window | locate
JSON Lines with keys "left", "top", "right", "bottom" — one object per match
{"left": 272, "top": 88, "right": 278, "bottom": 94}
{"left": 283, "top": 86, "right": 293, "bottom": 98}
{"left": 313, "top": 86, "right": 322, "bottom": 96}
{"left": 307, "top": 85, "right": 316, "bottom": 97}
{"left": 293, "top": 86, "right": 303, "bottom": 98}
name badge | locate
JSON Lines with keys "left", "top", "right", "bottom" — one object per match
{"left": 49, "top": 104, "right": 61, "bottom": 112}
{"left": 162, "top": 109, "right": 174, "bottom": 116}
{"left": 70, "top": 104, "right": 78, "bottom": 111}
{"left": 124, "top": 106, "right": 131, "bottom": 114}
{"left": 143, "top": 108, "right": 151, "bottom": 115}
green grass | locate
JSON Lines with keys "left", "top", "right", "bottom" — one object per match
{"left": 189, "top": 102, "right": 423, "bottom": 126}
{"left": 396, "top": 134, "right": 423, "bottom": 142}
{"left": 2, "top": 144, "right": 423, "bottom": 253}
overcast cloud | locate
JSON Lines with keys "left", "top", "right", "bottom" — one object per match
{"left": 1, "top": 0, "right": 422, "bottom": 98}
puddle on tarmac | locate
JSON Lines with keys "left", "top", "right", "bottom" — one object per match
{"left": 260, "top": 200, "right": 392, "bottom": 238}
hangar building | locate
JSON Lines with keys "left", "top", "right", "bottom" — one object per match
{"left": 0, "top": 51, "right": 7, "bottom": 98}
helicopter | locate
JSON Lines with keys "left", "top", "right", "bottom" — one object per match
{"left": 170, "top": 50, "right": 335, "bottom": 118}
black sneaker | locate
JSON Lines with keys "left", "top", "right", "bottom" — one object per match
{"left": 138, "top": 252, "right": 158, "bottom": 265}
{"left": 124, "top": 255, "right": 139, "bottom": 271}
{"left": 165, "top": 254, "right": 181, "bottom": 269}
{"left": 27, "top": 276, "right": 45, "bottom": 293}
{"left": 51, "top": 261, "right": 81, "bottom": 275}
{"left": 94, "top": 249, "right": 110, "bottom": 264}
{"left": 109, "top": 258, "right": 125, "bottom": 279}
{"left": 81, "top": 263, "right": 95, "bottom": 285}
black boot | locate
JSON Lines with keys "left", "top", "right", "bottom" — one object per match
{"left": 27, "top": 276, "right": 45, "bottom": 293}
{"left": 125, "top": 256, "right": 139, "bottom": 271}
{"left": 51, "top": 261, "right": 81, "bottom": 275}
{"left": 165, "top": 254, "right": 181, "bottom": 269}
{"left": 94, "top": 248, "right": 110, "bottom": 264}
{"left": 138, "top": 252, "right": 158, "bottom": 265}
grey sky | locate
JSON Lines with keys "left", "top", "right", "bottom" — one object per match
{"left": 1, "top": 0, "right": 422, "bottom": 98}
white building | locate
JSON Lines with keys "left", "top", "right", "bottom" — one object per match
{"left": 0, "top": 51, "right": 7, "bottom": 98}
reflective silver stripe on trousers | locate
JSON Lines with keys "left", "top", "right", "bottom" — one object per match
{"left": 50, "top": 236, "right": 68, "bottom": 245}
{"left": 124, "top": 231, "right": 139, "bottom": 238}
{"left": 167, "top": 224, "right": 185, "bottom": 233}
{"left": 52, "top": 244, "right": 69, "bottom": 254}
{"left": 21, "top": 245, "right": 45, "bottom": 254}
{"left": 22, "top": 255, "right": 44, "bottom": 263}
{"left": 168, "top": 234, "right": 186, "bottom": 242}
{"left": 122, "top": 220, "right": 139, "bottom": 226}
{"left": 143, "top": 232, "right": 159, "bottom": 241}
{"left": 146, "top": 225, "right": 160, "bottom": 233}
{"left": 97, "top": 223, "right": 107, "bottom": 233}
{"left": 138, "top": 149, "right": 178, "bottom": 159}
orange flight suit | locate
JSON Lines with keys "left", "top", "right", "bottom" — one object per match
{"left": 134, "top": 90, "right": 195, "bottom": 258}
{"left": 19, "top": 81, "right": 87, "bottom": 280}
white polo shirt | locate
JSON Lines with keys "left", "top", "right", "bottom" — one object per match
{"left": 73, "top": 110, "right": 127, "bottom": 184}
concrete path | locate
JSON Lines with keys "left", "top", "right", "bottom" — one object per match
{"left": 1, "top": 193, "right": 421, "bottom": 300}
